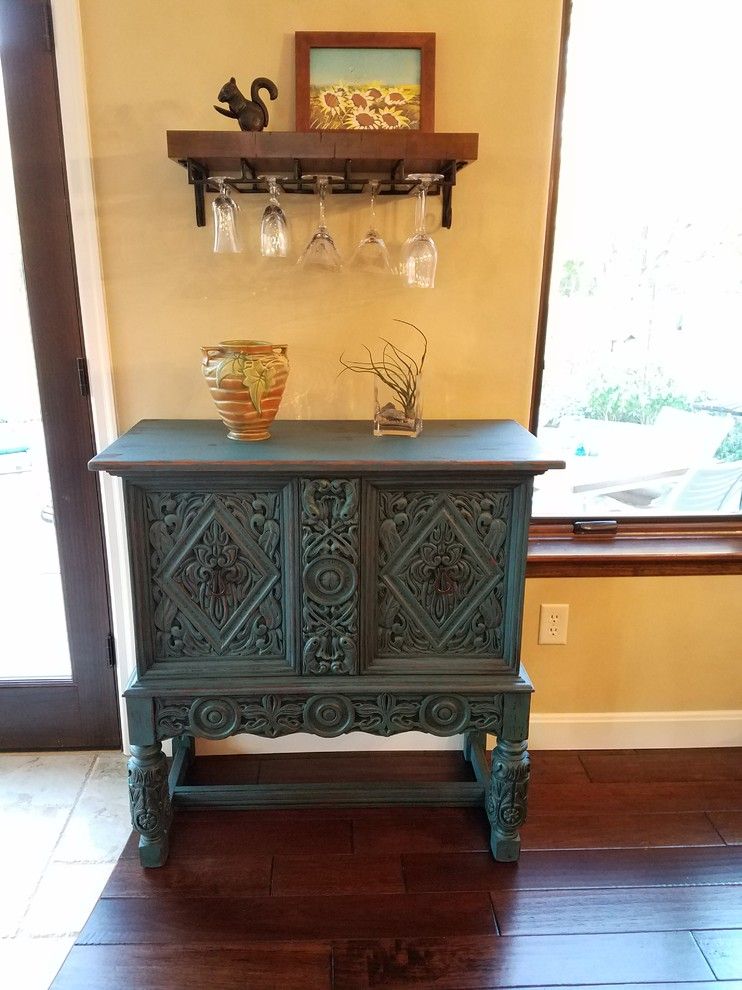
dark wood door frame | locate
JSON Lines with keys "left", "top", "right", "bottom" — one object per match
{"left": 0, "top": 0, "right": 120, "bottom": 748}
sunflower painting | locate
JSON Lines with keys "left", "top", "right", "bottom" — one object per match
{"left": 308, "top": 47, "right": 422, "bottom": 130}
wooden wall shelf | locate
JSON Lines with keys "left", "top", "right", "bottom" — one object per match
{"left": 166, "top": 130, "right": 478, "bottom": 229}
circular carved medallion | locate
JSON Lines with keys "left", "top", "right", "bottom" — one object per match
{"left": 303, "top": 555, "right": 357, "bottom": 605}
{"left": 131, "top": 809, "right": 158, "bottom": 833}
{"left": 419, "top": 694, "right": 470, "bottom": 735}
{"left": 189, "top": 697, "right": 241, "bottom": 739}
{"left": 304, "top": 695, "right": 354, "bottom": 737}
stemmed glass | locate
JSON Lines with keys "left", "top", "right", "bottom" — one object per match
{"left": 400, "top": 173, "right": 444, "bottom": 287}
{"left": 297, "top": 175, "right": 343, "bottom": 272}
{"left": 258, "top": 175, "right": 289, "bottom": 257}
{"left": 349, "top": 180, "right": 392, "bottom": 274}
{"left": 210, "top": 177, "right": 241, "bottom": 253}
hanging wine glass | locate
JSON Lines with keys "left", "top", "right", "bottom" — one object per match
{"left": 349, "top": 180, "right": 393, "bottom": 274}
{"left": 258, "top": 175, "right": 289, "bottom": 258}
{"left": 297, "top": 175, "right": 343, "bottom": 272}
{"left": 400, "top": 173, "right": 444, "bottom": 287}
{"left": 210, "top": 177, "right": 241, "bottom": 254}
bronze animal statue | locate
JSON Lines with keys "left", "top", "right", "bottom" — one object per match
{"left": 214, "top": 77, "right": 278, "bottom": 131}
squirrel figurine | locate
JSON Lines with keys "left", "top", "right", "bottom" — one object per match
{"left": 214, "top": 77, "right": 278, "bottom": 131}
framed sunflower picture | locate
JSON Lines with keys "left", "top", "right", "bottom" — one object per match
{"left": 295, "top": 32, "right": 435, "bottom": 131}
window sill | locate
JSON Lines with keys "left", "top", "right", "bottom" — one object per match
{"left": 527, "top": 522, "right": 742, "bottom": 577}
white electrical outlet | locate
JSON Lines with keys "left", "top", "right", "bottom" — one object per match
{"left": 538, "top": 604, "right": 569, "bottom": 645}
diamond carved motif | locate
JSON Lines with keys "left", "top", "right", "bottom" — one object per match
{"left": 147, "top": 491, "right": 284, "bottom": 659}
{"left": 158, "top": 500, "right": 278, "bottom": 652}
{"left": 385, "top": 503, "right": 497, "bottom": 645}
{"left": 377, "top": 490, "right": 510, "bottom": 658}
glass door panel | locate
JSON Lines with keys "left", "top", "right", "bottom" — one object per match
{"left": 0, "top": 60, "right": 71, "bottom": 678}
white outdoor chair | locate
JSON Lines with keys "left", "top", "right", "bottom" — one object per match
{"left": 604, "top": 407, "right": 735, "bottom": 508}
{"left": 658, "top": 460, "right": 742, "bottom": 513}
{"left": 651, "top": 407, "right": 734, "bottom": 464}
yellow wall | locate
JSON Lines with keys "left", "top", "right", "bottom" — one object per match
{"left": 79, "top": 0, "right": 741, "bottom": 715}
{"left": 525, "top": 576, "right": 742, "bottom": 713}
{"left": 79, "top": 0, "right": 560, "bottom": 429}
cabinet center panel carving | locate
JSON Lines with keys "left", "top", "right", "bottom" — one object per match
{"left": 300, "top": 478, "right": 360, "bottom": 675}
{"left": 146, "top": 490, "right": 287, "bottom": 664}
{"left": 375, "top": 489, "right": 511, "bottom": 660}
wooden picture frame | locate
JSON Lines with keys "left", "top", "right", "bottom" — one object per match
{"left": 295, "top": 32, "right": 436, "bottom": 132}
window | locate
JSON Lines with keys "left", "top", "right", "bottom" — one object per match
{"left": 532, "top": 0, "right": 742, "bottom": 534}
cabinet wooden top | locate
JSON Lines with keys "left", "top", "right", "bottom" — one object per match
{"left": 89, "top": 419, "right": 564, "bottom": 476}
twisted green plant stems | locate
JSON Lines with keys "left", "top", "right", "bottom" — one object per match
{"left": 339, "top": 320, "right": 427, "bottom": 422}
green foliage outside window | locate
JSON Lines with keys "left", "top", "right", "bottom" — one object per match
{"left": 575, "top": 370, "right": 695, "bottom": 426}
{"left": 570, "top": 369, "right": 741, "bottom": 460}
{"left": 715, "top": 420, "right": 742, "bottom": 461}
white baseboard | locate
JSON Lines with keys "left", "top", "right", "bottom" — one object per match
{"left": 195, "top": 710, "right": 741, "bottom": 756}
{"left": 529, "top": 709, "right": 742, "bottom": 750}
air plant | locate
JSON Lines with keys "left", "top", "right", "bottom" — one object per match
{"left": 339, "top": 320, "right": 427, "bottom": 422}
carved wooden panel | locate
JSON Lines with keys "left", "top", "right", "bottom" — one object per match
{"left": 300, "top": 479, "right": 359, "bottom": 674}
{"left": 146, "top": 490, "right": 288, "bottom": 666}
{"left": 371, "top": 488, "right": 511, "bottom": 668}
{"left": 155, "top": 692, "right": 504, "bottom": 740}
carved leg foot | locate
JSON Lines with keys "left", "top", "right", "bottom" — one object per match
{"left": 486, "top": 737, "right": 530, "bottom": 862}
{"left": 128, "top": 743, "right": 171, "bottom": 868}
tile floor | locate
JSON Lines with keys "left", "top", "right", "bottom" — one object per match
{"left": 0, "top": 751, "right": 131, "bottom": 989}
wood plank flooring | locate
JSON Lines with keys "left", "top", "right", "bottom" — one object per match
{"left": 52, "top": 748, "right": 742, "bottom": 989}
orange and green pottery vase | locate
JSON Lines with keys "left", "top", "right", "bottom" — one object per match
{"left": 201, "top": 340, "right": 289, "bottom": 441}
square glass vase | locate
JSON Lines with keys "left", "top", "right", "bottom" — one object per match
{"left": 373, "top": 376, "right": 422, "bottom": 438}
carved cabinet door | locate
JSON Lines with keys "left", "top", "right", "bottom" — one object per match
{"left": 132, "top": 484, "right": 296, "bottom": 675}
{"left": 364, "top": 481, "right": 530, "bottom": 674}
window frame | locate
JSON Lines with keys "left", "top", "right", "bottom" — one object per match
{"left": 527, "top": 0, "right": 742, "bottom": 577}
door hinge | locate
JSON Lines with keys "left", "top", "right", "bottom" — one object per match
{"left": 106, "top": 633, "right": 116, "bottom": 668}
{"left": 43, "top": 2, "right": 55, "bottom": 53}
{"left": 76, "top": 357, "right": 90, "bottom": 396}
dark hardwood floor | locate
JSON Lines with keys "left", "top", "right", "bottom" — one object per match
{"left": 52, "top": 748, "right": 742, "bottom": 989}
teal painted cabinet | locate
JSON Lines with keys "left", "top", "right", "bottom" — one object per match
{"left": 90, "top": 420, "right": 563, "bottom": 867}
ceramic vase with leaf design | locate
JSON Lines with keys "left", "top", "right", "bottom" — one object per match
{"left": 202, "top": 340, "right": 289, "bottom": 441}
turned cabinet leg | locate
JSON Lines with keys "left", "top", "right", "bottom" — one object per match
{"left": 486, "top": 694, "right": 531, "bottom": 862}
{"left": 128, "top": 742, "right": 172, "bottom": 868}
{"left": 487, "top": 738, "right": 530, "bottom": 861}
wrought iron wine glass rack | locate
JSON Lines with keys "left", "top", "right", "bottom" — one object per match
{"left": 167, "top": 130, "right": 479, "bottom": 230}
